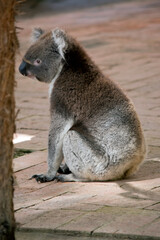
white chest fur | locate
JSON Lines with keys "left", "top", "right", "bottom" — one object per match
{"left": 49, "top": 64, "right": 63, "bottom": 98}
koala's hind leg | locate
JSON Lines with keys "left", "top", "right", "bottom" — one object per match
{"left": 56, "top": 173, "right": 88, "bottom": 182}
{"left": 62, "top": 130, "right": 107, "bottom": 182}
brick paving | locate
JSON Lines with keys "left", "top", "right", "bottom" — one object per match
{"left": 15, "top": 0, "right": 160, "bottom": 239}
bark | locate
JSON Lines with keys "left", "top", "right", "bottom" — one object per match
{"left": 0, "top": 0, "right": 18, "bottom": 239}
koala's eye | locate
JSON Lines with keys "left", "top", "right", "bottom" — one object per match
{"left": 34, "top": 59, "right": 42, "bottom": 66}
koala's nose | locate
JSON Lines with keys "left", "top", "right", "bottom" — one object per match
{"left": 19, "top": 60, "right": 27, "bottom": 76}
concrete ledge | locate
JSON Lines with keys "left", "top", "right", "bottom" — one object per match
{"left": 16, "top": 228, "right": 160, "bottom": 240}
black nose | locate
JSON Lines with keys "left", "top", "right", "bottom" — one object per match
{"left": 19, "top": 60, "right": 27, "bottom": 76}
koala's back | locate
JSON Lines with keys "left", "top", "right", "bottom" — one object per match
{"left": 55, "top": 71, "right": 146, "bottom": 180}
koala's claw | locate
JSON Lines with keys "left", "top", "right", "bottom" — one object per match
{"left": 31, "top": 174, "right": 55, "bottom": 183}
{"left": 55, "top": 175, "right": 65, "bottom": 182}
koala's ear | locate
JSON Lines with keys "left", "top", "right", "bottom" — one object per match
{"left": 52, "top": 28, "right": 67, "bottom": 60}
{"left": 32, "top": 28, "right": 45, "bottom": 42}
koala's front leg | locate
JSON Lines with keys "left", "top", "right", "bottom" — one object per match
{"left": 32, "top": 115, "right": 73, "bottom": 183}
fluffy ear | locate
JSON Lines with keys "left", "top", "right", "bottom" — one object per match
{"left": 52, "top": 28, "right": 67, "bottom": 60}
{"left": 32, "top": 28, "right": 45, "bottom": 42}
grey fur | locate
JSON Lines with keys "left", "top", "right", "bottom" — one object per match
{"left": 19, "top": 28, "right": 146, "bottom": 183}
{"left": 32, "top": 28, "right": 45, "bottom": 42}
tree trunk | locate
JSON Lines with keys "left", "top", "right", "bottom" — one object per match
{"left": 0, "top": 0, "right": 18, "bottom": 239}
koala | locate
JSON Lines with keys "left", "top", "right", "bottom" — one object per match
{"left": 19, "top": 28, "right": 146, "bottom": 183}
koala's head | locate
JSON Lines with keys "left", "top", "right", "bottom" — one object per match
{"left": 19, "top": 28, "right": 67, "bottom": 83}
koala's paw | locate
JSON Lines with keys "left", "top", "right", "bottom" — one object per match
{"left": 55, "top": 174, "right": 66, "bottom": 182}
{"left": 57, "top": 163, "right": 71, "bottom": 174}
{"left": 55, "top": 173, "right": 79, "bottom": 182}
{"left": 31, "top": 174, "right": 55, "bottom": 183}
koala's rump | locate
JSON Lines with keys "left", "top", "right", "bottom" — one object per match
{"left": 62, "top": 106, "right": 145, "bottom": 181}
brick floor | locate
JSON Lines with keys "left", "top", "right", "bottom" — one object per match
{"left": 15, "top": 0, "right": 160, "bottom": 239}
